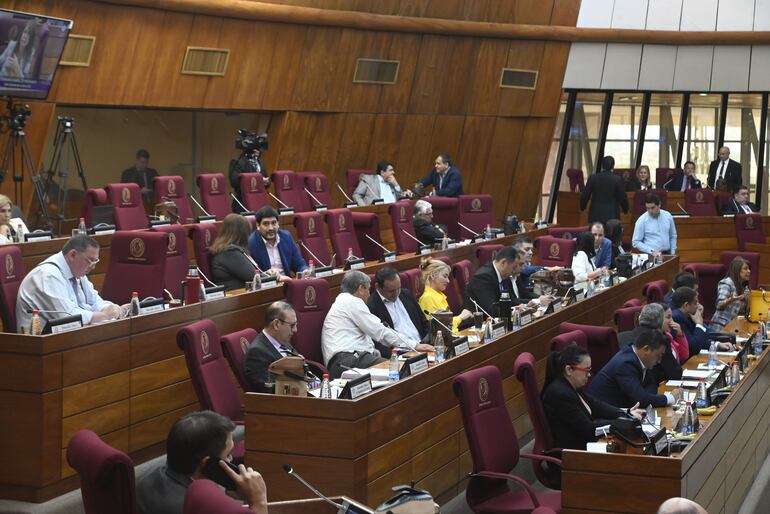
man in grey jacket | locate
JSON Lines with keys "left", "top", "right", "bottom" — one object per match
{"left": 353, "top": 160, "right": 412, "bottom": 205}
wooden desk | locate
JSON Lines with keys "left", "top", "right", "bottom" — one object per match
{"left": 242, "top": 258, "right": 679, "bottom": 506}
{"left": 561, "top": 320, "right": 769, "bottom": 514}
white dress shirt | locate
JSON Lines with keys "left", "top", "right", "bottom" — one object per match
{"left": 378, "top": 291, "right": 421, "bottom": 342}
{"left": 571, "top": 250, "right": 595, "bottom": 284}
{"left": 263, "top": 233, "right": 284, "bottom": 274}
{"left": 377, "top": 176, "right": 398, "bottom": 204}
{"left": 16, "top": 252, "right": 115, "bottom": 332}
{"left": 321, "top": 292, "right": 418, "bottom": 364}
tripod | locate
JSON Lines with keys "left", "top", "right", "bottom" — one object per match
{"left": 42, "top": 117, "right": 88, "bottom": 235}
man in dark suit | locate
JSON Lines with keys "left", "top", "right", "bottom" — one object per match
{"left": 120, "top": 149, "right": 159, "bottom": 207}
{"left": 588, "top": 328, "right": 679, "bottom": 408}
{"left": 617, "top": 303, "right": 682, "bottom": 382}
{"left": 413, "top": 199, "right": 447, "bottom": 246}
{"left": 415, "top": 154, "right": 463, "bottom": 197}
{"left": 579, "top": 155, "right": 629, "bottom": 224}
{"left": 244, "top": 301, "right": 299, "bottom": 393}
{"left": 671, "top": 286, "right": 732, "bottom": 357}
{"left": 722, "top": 185, "right": 758, "bottom": 215}
{"left": 247, "top": 206, "right": 308, "bottom": 278}
{"left": 707, "top": 146, "right": 742, "bottom": 192}
{"left": 664, "top": 160, "right": 702, "bottom": 192}
{"left": 367, "top": 267, "right": 430, "bottom": 345}
{"left": 462, "top": 246, "right": 523, "bottom": 317}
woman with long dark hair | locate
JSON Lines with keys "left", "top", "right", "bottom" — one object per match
{"left": 604, "top": 219, "right": 625, "bottom": 266}
{"left": 710, "top": 256, "right": 751, "bottom": 330}
{"left": 1, "top": 20, "right": 40, "bottom": 79}
{"left": 209, "top": 214, "right": 260, "bottom": 291}
{"left": 571, "top": 231, "right": 601, "bottom": 285}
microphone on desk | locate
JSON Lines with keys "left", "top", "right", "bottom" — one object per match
{"left": 423, "top": 309, "right": 454, "bottom": 334}
{"left": 268, "top": 192, "right": 293, "bottom": 211}
{"left": 400, "top": 228, "right": 427, "bottom": 246}
{"left": 303, "top": 187, "right": 326, "bottom": 208}
{"left": 195, "top": 266, "right": 219, "bottom": 288}
{"left": 470, "top": 299, "right": 494, "bottom": 320}
{"left": 229, "top": 193, "right": 252, "bottom": 214}
{"left": 364, "top": 234, "right": 396, "bottom": 258}
{"left": 335, "top": 183, "right": 357, "bottom": 205}
{"left": 25, "top": 308, "right": 72, "bottom": 315}
{"left": 187, "top": 193, "right": 213, "bottom": 217}
{"left": 676, "top": 202, "right": 689, "bottom": 215}
{"left": 282, "top": 464, "right": 344, "bottom": 510}
{"left": 298, "top": 240, "right": 330, "bottom": 268}
{"left": 457, "top": 222, "right": 480, "bottom": 238}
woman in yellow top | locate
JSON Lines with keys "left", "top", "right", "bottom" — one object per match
{"left": 418, "top": 258, "right": 473, "bottom": 330}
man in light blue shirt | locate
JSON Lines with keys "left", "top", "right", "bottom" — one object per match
{"left": 632, "top": 193, "right": 677, "bottom": 256}
{"left": 352, "top": 160, "right": 412, "bottom": 206}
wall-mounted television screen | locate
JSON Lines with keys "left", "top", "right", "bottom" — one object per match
{"left": 0, "top": 8, "right": 73, "bottom": 100}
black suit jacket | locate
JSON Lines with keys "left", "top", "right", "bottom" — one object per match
{"left": 722, "top": 198, "right": 759, "bottom": 215}
{"left": 244, "top": 332, "right": 285, "bottom": 393}
{"left": 462, "top": 262, "right": 514, "bottom": 316}
{"left": 541, "top": 375, "right": 624, "bottom": 450}
{"left": 366, "top": 290, "right": 430, "bottom": 343}
{"left": 663, "top": 172, "right": 702, "bottom": 192}
{"left": 587, "top": 345, "right": 668, "bottom": 408}
{"left": 120, "top": 167, "right": 159, "bottom": 191}
{"left": 413, "top": 217, "right": 446, "bottom": 246}
{"left": 617, "top": 327, "right": 682, "bottom": 382}
{"left": 579, "top": 171, "right": 629, "bottom": 224}
{"left": 707, "top": 158, "right": 742, "bottom": 191}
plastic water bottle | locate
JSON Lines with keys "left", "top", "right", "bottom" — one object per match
{"left": 681, "top": 402, "right": 695, "bottom": 435}
{"left": 13, "top": 224, "right": 22, "bottom": 243}
{"left": 251, "top": 270, "right": 262, "bottom": 291}
{"left": 30, "top": 310, "right": 42, "bottom": 336}
{"left": 695, "top": 379, "right": 708, "bottom": 408}
{"left": 483, "top": 317, "right": 494, "bottom": 343}
{"left": 130, "top": 291, "right": 141, "bottom": 317}
{"left": 519, "top": 221, "right": 526, "bottom": 234}
{"left": 306, "top": 259, "right": 315, "bottom": 278}
{"left": 320, "top": 373, "right": 331, "bottom": 399}
{"left": 510, "top": 305, "right": 521, "bottom": 331}
{"left": 347, "top": 247, "right": 354, "bottom": 261}
{"left": 440, "top": 233, "right": 449, "bottom": 250}
{"left": 389, "top": 348, "right": 400, "bottom": 382}
{"left": 78, "top": 217, "right": 87, "bottom": 234}
{"left": 731, "top": 361, "right": 741, "bottom": 386}
{"left": 484, "top": 224, "right": 492, "bottom": 240}
{"left": 708, "top": 341, "right": 718, "bottom": 370}
{"left": 434, "top": 332, "right": 445, "bottom": 364}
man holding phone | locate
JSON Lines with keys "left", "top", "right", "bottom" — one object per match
{"left": 136, "top": 411, "right": 268, "bottom": 514}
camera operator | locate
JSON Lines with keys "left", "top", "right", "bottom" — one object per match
{"left": 229, "top": 130, "right": 269, "bottom": 213}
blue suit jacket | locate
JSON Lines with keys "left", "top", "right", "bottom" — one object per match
{"left": 247, "top": 229, "right": 307, "bottom": 275}
{"left": 594, "top": 238, "right": 612, "bottom": 268}
{"left": 587, "top": 345, "right": 668, "bottom": 408}
{"left": 673, "top": 308, "right": 709, "bottom": 357}
{"left": 419, "top": 166, "right": 463, "bottom": 197}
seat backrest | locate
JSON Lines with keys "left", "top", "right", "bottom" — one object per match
{"left": 184, "top": 479, "right": 252, "bottom": 514}
{"left": 196, "top": 173, "right": 231, "bottom": 221}
{"left": 352, "top": 211, "right": 382, "bottom": 261}
{"left": 80, "top": 188, "right": 109, "bottom": 227}
{"left": 623, "top": 298, "right": 643, "bottom": 308}
{"left": 534, "top": 236, "right": 575, "bottom": 268}
{"left": 300, "top": 172, "right": 332, "bottom": 209}
{"left": 284, "top": 279, "right": 330, "bottom": 364}
{"left": 66, "top": 429, "right": 136, "bottom": 514}
{"left": 613, "top": 168, "right": 636, "bottom": 184}
{"left": 735, "top": 213, "right": 766, "bottom": 251}
{"left": 547, "top": 226, "right": 589, "bottom": 240}
{"left": 451, "top": 259, "right": 475, "bottom": 300}
{"left": 642, "top": 279, "right": 669, "bottom": 304}
{"left": 426, "top": 196, "right": 460, "bottom": 239}
{"left": 684, "top": 189, "right": 716, "bottom": 216}
{"left": 0, "top": 245, "right": 25, "bottom": 332}
{"left": 176, "top": 320, "right": 242, "bottom": 421}
{"left": 188, "top": 224, "right": 218, "bottom": 279}
{"left": 566, "top": 168, "right": 585, "bottom": 192}
{"left": 550, "top": 329, "right": 588, "bottom": 352}
{"left": 683, "top": 263, "right": 727, "bottom": 322}
{"left": 153, "top": 175, "right": 195, "bottom": 224}
{"left": 559, "top": 322, "right": 619, "bottom": 377}
{"left": 293, "top": 211, "right": 332, "bottom": 267}
{"left": 325, "top": 209, "right": 362, "bottom": 259}
{"left": 655, "top": 168, "right": 678, "bottom": 188}
{"left": 238, "top": 173, "right": 270, "bottom": 212}
{"left": 476, "top": 244, "right": 504, "bottom": 267}
{"left": 716, "top": 191, "right": 732, "bottom": 213}
{"left": 389, "top": 201, "right": 417, "bottom": 253}
{"left": 105, "top": 183, "right": 148, "bottom": 230}
{"left": 220, "top": 328, "right": 258, "bottom": 391}
{"left": 151, "top": 224, "right": 190, "bottom": 298}
{"left": 346, "top": 169, "right": 374, "bottom": 195}
{"left": 613, "top": 305, "right": 643, "bottom": 333}
{"left": 101, "top": 231, "right": 168, "bottom": 304}
{"left": 457, "top": 195, "right": 495, "bottom": 235}
{"left": 633, "top": 189, "right": 668, "bottom": 218}
{"left": 435, "top": 255, "right": 462, "bottom": 313}
{"left": 272, "top": 170, "right": 310, "bottom": 212}
{"left": 720, "top": 251, "right": 759, "bottom": 289}
{"left": 399, "top": 268, "right": 424, "bottom": 299}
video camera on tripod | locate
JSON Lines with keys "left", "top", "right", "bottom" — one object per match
{"left": 2, "top": 101, "right": 31, "bottom": 133}
{"left": 235, "top": 129, "right": 268, "bottom": 153}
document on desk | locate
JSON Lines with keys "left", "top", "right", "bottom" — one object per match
{"left": 595, "top": 424, "right": 611, "bottom": 437}
{"left": 586, "top": 442, "right": 607, "bottom": 453}
{"left": 666, "top": 380, "right": 701, "bottom": 388}
{"left": 682, "top": 369, "right": 719, "bottom": 379}
{"left": 699, "top": 349, "right": 739, "bottom": 357}
{"left": 697, "top": 363, "right": 726, "bottom": 371}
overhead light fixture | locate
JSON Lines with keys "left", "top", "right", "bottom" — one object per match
{"left": 698, "top": 93, "right": 708, "bottom": 96}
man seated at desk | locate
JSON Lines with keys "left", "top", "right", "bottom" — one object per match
{"left": 617, "top": 303, "right": 683, "bottom": 382}
{"left": 352, "top": 160, "right": 412, "bottom": 206}
{"left": 15, "top": 234, "right": 128, "bottom": 333}
{"left": 247, "top": 206, "right": 308, "bottom": 279}
{"left": 413, "top": 199, "right": 447, "bottom": 246}
{"left": 672, "top": 286, "right": 733, "bottom": 357}
{"left": 722, "top": 184, "right": 759, "bottom": 215}
{"left": 414, "top": 154, "right": 463, "bottom": 197}
{"left": 322, "top": 270, "right": 434, "bottom": 378}
{"left": 136, "top": 411, "right": 267, "bottom": 514}
{"left": 664, "top": 271, "right": 698, "bottom": 306}
{"left": 588, "top": 328, "right": 680, "bottom": 408}
{"left": 244, "top": 301, "right": 299, "bottom": 393}
{"left": 367, "top": 267, "right": 430, "bottom": 345}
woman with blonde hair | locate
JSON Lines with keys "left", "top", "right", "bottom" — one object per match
{"left": 418, "top": 258, "right": 472, "bottom": 330}
{"left": 209, "top": 213, "right": 260, "bottom": 291}
{"left": 0, "top": 194, "right": 28, "bottom": 244}
{"left": 626, "top": 165, "right": 654, "bottom": 191}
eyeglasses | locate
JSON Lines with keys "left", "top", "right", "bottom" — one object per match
{"left": 81, "top": 252, "right": 100, "bottom": 266}
{"left": 571, "top": 365, "right": 592, "bottom": 374}
{"left": 277, "top": 319, "right": 297, "bottom": 329}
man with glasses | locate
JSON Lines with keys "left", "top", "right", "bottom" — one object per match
{"left": 16, "top": 234, "right": 127, "bottom": 332}
{"left": 244, "top": 301, "right": 300, "bottom": 393}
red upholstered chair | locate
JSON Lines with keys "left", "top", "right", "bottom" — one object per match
{"left": 220, "top": 328, "right": 257, "bottom": 391}
{"left": 188, "top": 223, "right": 217, "bottom": 279}
{"left": 642, "top": 279, "right": 669, "bottom": 304}
{"left": 153, "top": 175, "right": 195, "bottom": 224}
{"left": 547, "top": 226, "right": 588, "bottom": 240}
{"left": 514, "top": 352, "right": 562, "bottom": 490}
{"left": 457, "top": 195, "right": 495, "bottom": 235}
{"left": 550, "top": 330, "right": 588, "bottom": 352}
{"left": 533, "top": 236, "right": 575, "bottom": 268}
{"left": 632, "top": 189, "right": 667, "bottom": 218}
{"left": 399, "top": 268, "right": 424, "bottom": 299}
{"left": 272, "top": 170, "right": 309, "bottom": 212}
{"left": 613, "top": 168, "right": 635, "bottom": 185}
{"left": 326, "top": 209, "right": 362, "bottom": 260}
{"left": 476, "top": 244, "right": 504, "bottom": 267}
{"left": 623, "top": 298, "right": 643, "bottom": 308}
{"left": 299, "top": 171, "right": 332, "bottom": 209}
{"left": 0, "top": 245, "right": 25, "bottom": 333}
{"left": 655, "top": 168, "right": 678, "bottom": 188}
{"left": 684, "top": 189, "right": 717, "bottom": 216}
{"left": 559, "top": 322, "right": 619, "bottom": 378}
{"left": 80, "top": 188, "right": 109, "bottom": 227}
{"left": 196, "top": 173, "right": 231, "bottom": 220}
{"left": 293, "top": 211, "right": 333, "bottom": 267}
{"left": 101, "top": 231, "right": 168, "bottom": 304}
{"left": 735, "top": 213, "right": 766, "bottom": 251}
{"left": 613, "top": 305, "right": 642, "bottom": 333}
{"left": 151, "top": 224, "right": 190, "bottom": 298}
{"left": 453, "top": 366, "right": 561, "bottom": 514}
{"left": 566, "top": 168, "right": 584, "bottom": 192}
{"left": 352, "top": 211, "right": 383, "bottom": 261}
{"left": 435, "top": 255, "right": 462, "bottom": 313}
{"left": 183, "top": 479, "right": 252, "bottom": 514}
{"left": 390, "top": 201, "right": 418, "bottom": 253}
{"left": 683, "top": 263, "right": 727, "bottom": 322}
{"left": 66, "top": 429, "right": 136, "bottom": 514}
{"left": 721, "top": 251, "right": 759, "bottom": 289}
{"left": 238, "top": 173, "right": 270, "bottom": 212}
{"left": 452, "top": 259, "right": 475, "bottom": 300}
{"left": 346, "top": 168, "right": 373, "bottom": 195}
{"left": 283, "top": 279, "right": 330, "bottom": 373}
{"left": 716, "top": 191, "right": 732, "bottom": 214}
{"left": 105, "top": 183, "right": 148, "bottom": 230}
{"left": 426, "top": 196, "right": 460, "bottom": 239}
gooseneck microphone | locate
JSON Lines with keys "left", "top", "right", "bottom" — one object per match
{"left": 423, "top": 309, "right": 454, "bottom": 334}
{"left": 268, "top": 192, "right": 292, "bottom": 210}
{"left": 457, "top": 222, "right": 480, "bottom": 238}
{"left": 230, "top": 193, "right": 250, "bottom": 213}
{"left": 297, "top": 241, "right": 330, "bottom": 268}
{"left": 282, "top": 464, "right": 344, "bottom": 510}
{"left": 335, "top": 182, "right": 356, "bottom": 204}
{"left": 303, "top": 187, "right": 325, "bottom": 207}
{"left": 187, "top": 193, "right": 212, "bottom": 217}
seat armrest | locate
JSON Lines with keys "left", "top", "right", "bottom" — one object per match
{"left": 468, "top": 471, "right": 540, "bottom": 507}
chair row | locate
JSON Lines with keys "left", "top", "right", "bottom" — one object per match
{"left": 567, "top": 167, "right": 689, "bottom": 193}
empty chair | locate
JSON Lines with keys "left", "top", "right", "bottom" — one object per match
{"left": 566, "top": 168, "right": 584, "bottom": 192}
{"left": 283, "top": 279, "right": 330, "bottom": 374}
{"left": 151, "top": 224, "right": 190, "bottom": 298}
{"left": 642, "top": 279, "right": 669, "bottom": 304}
{"left": 188, "top": 223, "right": 218, "bottom": 279}
{"left": 184, "top": 479, "right": 253, "bottom": 514}
{"left": 153, "top": 175, "right": 195, "bottom": 224}
{"left": 457, "top": 195, "right": 495, "bottom": 235}
{"left": 632, "top": 189, "right": 667, "bottom": 218}
{"left": 716, "top": 191, "right": 732, "bottom": 214}
{"left": 550, "top": 330, "right": 588, "bottom": 352}
{"left": 451, "top": 259, "right": 475, "bottom": 300}
{"left": 399, "top": 268, "right": 424, "bottom": 299}
{"left": 352, "top": 211, "right": 384, "bottom": 261}
{"left": 453, "top": 365, "right": 561, "bottom": 514}
{"left": 427, "top": 196, "right": 460, "bottom": 239}
{"left": 220, "top": 328, "right": 258, "bottom": 391}
{"left": 623, "top": 298, "right": 643, "bottom": 308}
{"left": 476, "top": 244, "right": 503, "bottom": 267}
{"left": 559, "top": 322, "right": 619, "bottom": 378}
{"left": 105, "top": 183, "right": 148, "bottom": 230}
{"left": 80, "top": 188, "right": 110, "bottom": 227}
{"left": 293, "top": 211, "right": 333, "bottom": 267}
{"left": 66, "top": 429, "right": 136, "bottom": 514}
{"left": 272, "top": 170, "right": 309, "bottom": 212}
{"left": 734, "top": 213, "right": 766, "bottom": 251}
{"left": 196, "top": 173, "right": 231, "bottom": 220}
{"left": 534, "top": 236, "right": 575, "bottom": 268}
{"left": 655, "top": 168, "right": 677, "bottom": 189}
{"left": 238, "top": 173, "right": 270, "bottom": 212}
{"left": 547, "top": 226, "right": 588, "bottom": 240}
{"left": 325, "top": 209, "right": 363, "bottom": 260}
{"left": 613, "top": 168, "right": 635, "bottom": 184}
{"left": 101, "top": 231, "right": 168, "bottom": 304}
{"left": 514, "top": 352, "right": 562, "bottom": 490}
{"left": 300, "top": 171, "right": 332, "bottom": 209}
{"left": 683, "top": 263, "right": 726, "bottom": 322}
{"left": 346, "top": 168, "right": 374, "bottom": 196}
{"left": 613, "top": 305, "right": 643, "bottom": 333}
{"left": 684, "top": 189, "right": 716, "bottom": 216}
{"left": 0, "top": 245, "right": 25, "bottom": 333}
{"left": 721, "top": 251, "right": 759, "bottom": 289}
{"left": 390, "top": 200, "right": 418, "bottom": 253}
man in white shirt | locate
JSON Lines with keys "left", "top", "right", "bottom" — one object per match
{"left": 366, "top": 267, "right": 429, "bottom": 345}
{"left": 16, "top": 234, "right": 127, "bottom": 332}
{"left": 322, "top": 270, "right": 434, "bottom": 378}
{"left": 707, "top": 146, "right": 742, "bottom": 192}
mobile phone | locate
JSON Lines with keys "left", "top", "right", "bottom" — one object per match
{"left": 201, "top": 457, "right": 239, "bottom": 491}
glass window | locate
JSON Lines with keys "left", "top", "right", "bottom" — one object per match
{"left": 683, "top": 94, "right": 721, "bottom": 179}
{"left": 604, "top": 95, "right": 643, "bottom": 169}
{"left": 723, "top": 94, "right": 761, "bottom": 197}
{"left": 642, "top": 93, "right": 682, "bottom": 173}
{"left": 564, "top": 92, "right": 606, "bottom": 178}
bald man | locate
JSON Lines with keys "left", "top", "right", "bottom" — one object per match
{"left": 657, "top": 497, "right": 707, "bottom": 514}
{"left": 707, "top": 146, "right": 741, "bottom": 192}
